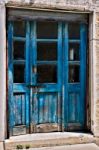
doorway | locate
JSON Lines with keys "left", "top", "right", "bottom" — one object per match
{"left": 8, "top": 20, "right": 87, "bottom": 136}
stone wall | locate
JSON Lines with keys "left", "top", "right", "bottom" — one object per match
{"left": 6, "top": 0, "right": 91, "bottom": 5}
{"left": 2, "top": 0, "right": 94, "bottom": 12}
{"left": 0, "top": 4, "right": 6, "bottom": 141}
{"left": 93, "top": 12, "right": 99, "bottom": 136}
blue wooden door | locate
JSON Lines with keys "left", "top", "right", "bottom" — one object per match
{"left": 8, "top": 21, "right": 30, "bottom": 136}
{"left": 63, "top": 23, "right": 87, "bottom": 131}
{"left": 8, "top": 20, "right": 87, "bottom": 136}
{"left": 29, "top": 21, "right": 62, "bottom": 132}
{"left": 29, "top": 22, "right": 87, "bottom": 132}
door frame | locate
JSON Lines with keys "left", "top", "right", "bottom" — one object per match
{"left": 9, "top": 9, "right": 88, "bottom": 136}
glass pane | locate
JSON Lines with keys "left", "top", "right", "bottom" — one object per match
{"left": 37, "top": 65, "right": 57, "bottom": 83}
{"left": 14, "top": 65, "right": 25, "bottom": 83}
{"left": 69, "top": 43, "right": 80, "bottom": 61}
{"left": 13, "top": 21, "right": 25, "bottom": 37}
{"left": 69, "top": 65, "right": 80, "bottom": 83}
{"left": 37, "top": 42, "right": 57, "bottom": 61}
{"left": 68, "top": 23, "right": 80, "bottom": 39}
{"left": 37, "top": 21, "right": 58, "bottom": 39}
{"left": 13, "top": 41, "right": 25, "bottom": 60}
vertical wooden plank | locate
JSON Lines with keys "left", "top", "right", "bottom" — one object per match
{"left": 68, "top": 93, "right": 76, "bottom": 122}
{"left": 53, "top": 94, "right": 58, "bottom": 123}
{"left": 50, "top": 94, "right": 53, "bottom": 123}
{"left": 51, "top": 94, "right": 56, "bottom": 123}
{"left": 63, "top": 23, "right": 69, "bottom": 130}
{"left": 58, "top": 23, "right": 63, "bottom": 88}
{"left": 76, "top": 93, "right": 80, "bottom": 122}
{"left": 26, "top": 21, "right": 30, "bottom": 84}
{"left": 31, "top": 21, "right": 37, "bottom": 85}
{"left": 38, "top": 94, "right": 44, "bottom": 123}
{"left": 25, "top": 21, "right": 30, "bottom": 129}
{"left": 22, "top": 94, "right": 26, "bottom": 125}
{"left": 31, "top": 21, "right": 38, "bottom": 125}
{"left": 80, "top": 23, "right": 87, "bottom": 125}
{"left": 8, "top": 21, "right": 15, "bottom": 135}
{"left": 48, "top": 94, "right": 52, "bottom": 123}
{"left": 57, "top": 22, "right": 63, "bottom": 127}
{"left": 33, "top": 93, "right": 38, "bottom": 124}
{"left": 43, "top": 93, "right": 49, "bottom": 123}
{"left": 15, "top": 95, "right": 22, "bottom": 125}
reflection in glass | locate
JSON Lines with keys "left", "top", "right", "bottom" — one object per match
{"left": 14, "top": 65, "right": 25, "bottom": 83}
{"left": 13, "top": 21, "right": 25, "bottom": 37}
{"left": 37, "top": 65, "right": 57, "bottom": 83}
{"left": 37, "top": 42, "right": 57, "bottom": 61}
{"left": 37, "top": 21, "right": 58, "bottom": 39}
{"left": 68, "top": 23, "right": 80, "bottom": 39}
{"left": 13, "top": 41, "right": 25, "bottom": 60}
{"left": 69, "top": 65, "right": 80, "bottom": 83}
{"left": 69, "top": 43, "right": 80, "bottom": 61}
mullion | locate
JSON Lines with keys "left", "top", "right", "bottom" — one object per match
{"left": 37, "top": 39, "right": 58, "bottom": 42}
{"left": 69, "top": 39, "right": 80, "bottom": 43}
{"left": 68, "top": 60, "right": 80, "bottom": 64}
{"left": 37, "top": 61, "right": 57, "bottom": 65}
{"left": 13, "top": 60, "right": 25, "bottom": 64}
{"left": 13, "top": 37, "right": 26, "bottom": 42}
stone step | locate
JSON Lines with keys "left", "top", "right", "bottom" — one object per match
{"left": 27, "top": 143, "right": 99, "bottom": 150}
{"left": 5, "top": 132, "right": 97, "bottom": 150}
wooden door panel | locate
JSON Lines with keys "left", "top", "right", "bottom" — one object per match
{"left": 13, "top": 93, "right": 26, "bottom": 126}
{"left": 31, "top": 92, "right": 60, "bottom": 133}
{"left": 12, "top": 93, "right": 28, "bottom": 135}
{"left": 68, "top": 92, "right": 80, "bottom": 123}
{"left": 37, "top": 92, "right": 58, "bottom": 124}
{"left": 67, "top": 92, "right": 83, "bottom": 131}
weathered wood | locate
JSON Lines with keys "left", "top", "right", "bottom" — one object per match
{"left": 13, "top": 125, "right": 27, "bottom": 136}
{"left": 35, "top": 123, "right": 59, "bottom": 133}
{"left": 67, "top": 123, "right": 82, "bottom": 131}
{"left": 8, "top": 20, "right": 87, "bottom": 136}
{"left": 7, "top": 8, "right": 88, "bottom": 23}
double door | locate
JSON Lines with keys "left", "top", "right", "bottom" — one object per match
{"left": 8, "top": 20, "right": 87, "bottom": 136}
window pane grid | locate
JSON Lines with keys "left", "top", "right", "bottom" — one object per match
{"left": 13, "top": 21, "right": 26, "bottom": 84}
{"left": 13, "top": 64, "right": 25, "bottom": 83}
{"left": 13, "top": 41, "right": 26, "bottom": 60}
{"left": 37, "top": 21, "right": 58, "bottom": 39}
{"left": 13, "top": 21, "right": 26, "bottom": 37}
{"left": 37, "top": 64, "right": 57, "bottom": 83}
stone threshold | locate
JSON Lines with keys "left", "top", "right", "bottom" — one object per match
{"left": 4, "top": 132, "right": 98, "bottom": 150}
